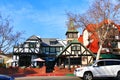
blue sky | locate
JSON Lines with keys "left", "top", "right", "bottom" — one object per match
{"left": 0, "top": 0, "right": 91, "bottom": 40}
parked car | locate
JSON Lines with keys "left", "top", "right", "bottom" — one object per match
{"left": 74, "top": 59, "right": 120, "bottom": 80}
{"left": 0, "top": 74, "right": 14, "bottom": 80}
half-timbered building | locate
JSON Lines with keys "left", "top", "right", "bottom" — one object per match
{"left": 56, "top": 18, "right": 95, "bottom": 69}
{"left": 41, "top": 38, "right": 63, "bottom": 61}
{"left": 57, "top": 41, "right": 95, "bottom": 69}
{"left": 13, "top": 35, "right": 64, "bottom": 67}
{"left": 13, "top": 35, "right": 42, "bottom": 67}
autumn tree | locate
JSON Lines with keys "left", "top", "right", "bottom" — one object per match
{"left": 69, "top": 0, "right": 120, "bottom": 60}
{"left": 0, "top": 14, "right": 22, "bottom": 54}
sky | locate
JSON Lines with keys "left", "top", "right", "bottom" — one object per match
{"left": 0, "top": 0, "right": 91, "bottom": 40}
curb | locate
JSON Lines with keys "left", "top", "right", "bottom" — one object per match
{"left": 26, "top": 73, "right": 66, "bottom": 77}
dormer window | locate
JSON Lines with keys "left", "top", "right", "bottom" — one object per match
{"left": 50, "top": 40, "right": 57, "bottom": 45}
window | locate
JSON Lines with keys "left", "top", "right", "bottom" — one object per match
{"left": 73, "top": 33, "right": 77, "bottom": 38}
{"left": 42, "top": 47, "right": 46, "bottom": 53}
{"left": 29, "top": 42, "right": 36, "bottom": 48}
{"left": 46, "top": 47, "right": 49, "bottom": 52}
{"left": 42, "top": 47, "right": 49, "bottom": 54}
{"left": 65, "top": 58, "right": 81, "bottom": 65}
{"left": 111, "top": 42, "right": 117, "bottom": 48}
{"left": 56, "top": 47, "right": 60, "bottom": 52}
{"left": 71, "top": 46, "right": 80, "bottom": 51}
{"left": 68, "top": 33, "right": 72, "bottom": 38}
{"left": 0, "top": 59, "right": 3, "bottom": 63}
{"left": 77, "top": 46, "right": 80, "bottom": 50}
{"left": 97, "top": 61, "right": 105, "bottom": 66}
{"left": 106, "top": 61, "right": 120, "bottom": 66}
{"left": 50, "top": 47, "right": 55, "bottom": 53}
{"left": 50, "top": 41, "right": 57, "bottom": 45}
{"left": 71, "top": 46, "right": 76, "bottom": 50}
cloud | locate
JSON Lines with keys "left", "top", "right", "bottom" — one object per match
{"left": 0, "top": 0, "right": 89, "bottom": 39}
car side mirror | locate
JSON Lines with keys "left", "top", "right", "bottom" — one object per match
{"left": 93, "top": 64, "right": 99, "bottom": 67}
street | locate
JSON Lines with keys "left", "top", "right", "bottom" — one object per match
{"left": 15, "top": 76, "right": 116, "bottom": 80}
{"left": 15, "top": 76, "right": 81, "bottom": 80}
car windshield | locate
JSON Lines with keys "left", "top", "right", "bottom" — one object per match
{"left": 87, "top": 62, "right": 94, "bottom": 66}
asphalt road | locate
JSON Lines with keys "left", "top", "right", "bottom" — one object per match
{"left": 15, "top": 76, "right": 81, "bottom": 80}
{"left": 15, "top": 76, "right": 117, "bottom": 80}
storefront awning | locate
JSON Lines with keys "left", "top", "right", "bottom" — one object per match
{"left": 100, "top": 54, "right": 119, "bottom": 59}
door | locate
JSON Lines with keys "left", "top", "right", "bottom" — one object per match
{"left": 19, "top": 55, "right": 31, "bottom": 67}
{"left": 92, "top": 61, "right": 107, "bottom": 77}
{"left": 105, "top": 61, "right": 119, "bottom": 77}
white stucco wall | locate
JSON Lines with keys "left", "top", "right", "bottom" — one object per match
{"left": 83, "top": 30, "right": 89, "bottom": 46}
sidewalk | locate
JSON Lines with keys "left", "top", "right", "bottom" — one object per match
{"left": 0, "top": 66, "right": 75, "bottom": 77}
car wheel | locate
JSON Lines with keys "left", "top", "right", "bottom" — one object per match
{"left": 117, "top": 71, "right": 120, "bottom": 80}
{"left": 83, "top": 72, "right": 93, "bottom": 80}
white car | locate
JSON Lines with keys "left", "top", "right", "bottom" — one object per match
{"left": 74, "top": 59, "right": 120, "bottom": 80}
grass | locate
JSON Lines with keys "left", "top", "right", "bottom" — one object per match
{"left": 65, "top": 74, "right": 74, "bottom": 76}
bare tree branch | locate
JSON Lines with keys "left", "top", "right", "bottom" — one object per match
{"left": 68, "top": 0, "right": 120, "bottom": 60}
{"left": 0, "top": 13, "right": 23, "bottom": 54}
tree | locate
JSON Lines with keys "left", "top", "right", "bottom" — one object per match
{"left": 0, "top": 14, "right": 23, "bottom": 53}
{"left": 69, "top": 0, "right": 120, "bottom": 60}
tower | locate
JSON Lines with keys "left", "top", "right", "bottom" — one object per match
{"left": 66, "top": 18, "right": 78, "bottom": 44}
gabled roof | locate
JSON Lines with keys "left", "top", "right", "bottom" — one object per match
{"left": 86, "top": 24, "right": 97, "bottom": 32}
{"left": 86, "top": 19, "right": 120, "bottom": 32}
{"left": 0, "top": 55, "right": 8, "bottom": 58}
{"left": 57, "top": 40, "right": 95, "bottom": 57}
{"left": 26, "top": 35, "right": 42, "bottom": 42}
{"left": 41, "top": 38, "right": 63, "bottom": 47}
